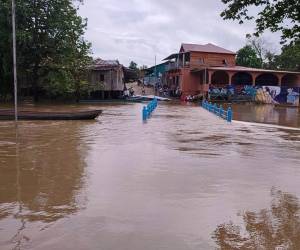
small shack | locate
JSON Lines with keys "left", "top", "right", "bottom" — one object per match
{"left": 88, "top": 58, "right": 124, "bottom": 99}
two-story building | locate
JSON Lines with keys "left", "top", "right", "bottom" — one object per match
{"left": 164, "top": 43, "right": 300, "bottom": 98}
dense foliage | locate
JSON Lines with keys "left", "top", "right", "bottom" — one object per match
{"left": 129, "top": 61, "right": 138, "bottom": 71}
{"left": 275, "top": 40, "right": 300, "bottom": 71}
{"left": 236, "top": 45, "right": 262, "bottom": 68}
{"left": 221, "top": 0, "right": 300, "bottom": 44}
{"left": 0, "top": 0, "right": 91, "bottom": 101}
{"left": 236, "top": 38, "right": 300, "bottom": 71}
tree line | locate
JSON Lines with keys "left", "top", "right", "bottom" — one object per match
{"left": 221, "top": 0, "right": 300, "bottom": 71}
{"left": 0, "top": 0, "right": 91, "bottom": 101}
{"left": 236, "top": 38, "right": 300, "bottom": 71}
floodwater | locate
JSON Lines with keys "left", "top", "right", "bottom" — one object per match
{"left": 0, "top": 102, "right": 300, "bottom": 250}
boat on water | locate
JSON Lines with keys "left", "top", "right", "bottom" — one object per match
{"left": 0, "top": 109, "right": 102, "bottom": 121}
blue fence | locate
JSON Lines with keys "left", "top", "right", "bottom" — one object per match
{"left": 201, "top": 100, "right": 233, "bottom": 122}
{"left": 143, "top": 98, "right": 158, "bottom": 121}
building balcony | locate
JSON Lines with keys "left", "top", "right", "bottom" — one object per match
{"left": 166, "top": 61, "right": 190, "bottom": 71}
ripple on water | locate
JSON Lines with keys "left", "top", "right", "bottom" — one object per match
{"left": 1, "top": 103, "right": 300, "bottom": 250}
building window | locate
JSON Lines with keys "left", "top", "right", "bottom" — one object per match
{"left": 199, "top": 58, "right": 204, "bottom": 64}
{"left": 100, "top": 74, "right": 105, "bottom": 81}
{"left": 223, "top": 59, "right": 228, "bottom": 65}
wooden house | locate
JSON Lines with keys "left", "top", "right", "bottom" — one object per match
{"left": 164, "top": 43, "right": 300, "bottom": 98}
{"left": 88, "top": 59, "right": 124, "bottom": 99}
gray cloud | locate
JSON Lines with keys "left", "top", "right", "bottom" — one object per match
{"left": 79, "top": 0, "right": 281, "bottom": 67}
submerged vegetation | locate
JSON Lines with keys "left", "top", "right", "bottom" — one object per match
{"left": 0, "top": 0, "right": 91, "bottom": 101}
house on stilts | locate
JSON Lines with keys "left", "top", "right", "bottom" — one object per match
{"left": 88, "top": 58, "right": 125, "bottom": 99}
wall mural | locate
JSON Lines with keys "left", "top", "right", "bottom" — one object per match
{"left": 209, "top": 85, "right": 300, "bottom": 106}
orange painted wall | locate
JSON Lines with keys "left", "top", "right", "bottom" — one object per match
{"left": 166, "top": 68, "right": 210, "bottom": 96}
{"left": 180, "top": 69, "right": 210, "bottom": 96}
{"left": 181, "top": 69, "right": 200, "bottom": 94}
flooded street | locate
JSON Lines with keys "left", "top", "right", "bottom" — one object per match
{"left": 1, "top": 103, "right": 300, "bottom": 249}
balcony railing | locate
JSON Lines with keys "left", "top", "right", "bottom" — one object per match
{"left": 166, "top": 61, "right": 190, "bottom": 71}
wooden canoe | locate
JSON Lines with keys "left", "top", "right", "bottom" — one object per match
{"left": 0, "top": 109, "right": 102, "bottom": 120}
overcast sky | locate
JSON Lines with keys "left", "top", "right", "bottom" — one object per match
{"left": 79, "top": 0, "right": 281, "bottom": 67}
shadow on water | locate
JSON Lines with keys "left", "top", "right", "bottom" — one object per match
{"left": 212, "top": 189, "right": 300, "bottom": 250}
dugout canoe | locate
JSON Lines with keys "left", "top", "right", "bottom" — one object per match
{"left": 0, "top": 109, "right": 102, "bottom": 120}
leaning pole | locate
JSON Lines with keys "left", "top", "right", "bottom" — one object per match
{"left": 12, "top": 0, "right": 18, "bottom": 122}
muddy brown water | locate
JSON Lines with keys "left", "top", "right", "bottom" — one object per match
{"left": 0, "top": 102, "right": 300, "bottom": 249}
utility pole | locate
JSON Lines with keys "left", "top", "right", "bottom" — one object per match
{"left": 154, "top": 55, "right": 157, "bottom": 78}
{"left": 12, "top": 0, "right": 18, "bottom": 122}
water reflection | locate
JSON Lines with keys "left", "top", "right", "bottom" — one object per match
{"left": 232, "top": 103, "right": 300, "bottom": 127}
{"left": 0, "top": 121, "right": 88, "bottom": 249}
{"left": 212, "top": 189, "right": 300, "bottom": 250}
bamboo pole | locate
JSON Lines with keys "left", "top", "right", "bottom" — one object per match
{"left": 12, "top": 0, "right": 18, "bottom": 122}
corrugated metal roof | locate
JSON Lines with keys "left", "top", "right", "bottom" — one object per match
{"left": 163, "top": 53, "right": 184, "bottom": 61}
{"left": 181, "top": 43, "right": 236, "bottom": 55}
{"left": 89, "top": 58, "right": 121, "bottom": 70}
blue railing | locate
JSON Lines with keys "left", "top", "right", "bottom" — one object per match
{"left": 201, "top": 100, "right": 233, "bottom": 122}
{"left": 142, "top": 98, "right": 158, "bottom": 121}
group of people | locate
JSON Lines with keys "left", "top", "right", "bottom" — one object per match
{"left": 123, "top": 87, "right": 135, "bottom": 98}
{"left": 154, "top": 84, "right": 181, "bottom": 98}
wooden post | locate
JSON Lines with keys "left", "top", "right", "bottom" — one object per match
{"left": 208, "top": 71, "right": 213, "bottom": 85}
{"left": 110, "top": 69, "right": 113, "bottom": 91}
{"left": 116, "top": 68, "right": 119, "bottom": 88}
{"left": 228, "top": 72, "right": 234, "bottom": 85}
{"left": 278, "top": 74, "right": 283, "bottom": 86}
{"left": 252, "top": 73, "right": 258, "bottom": 86}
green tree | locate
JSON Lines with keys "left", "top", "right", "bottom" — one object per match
{"left": 275, "top": 40, "right": 300, "bottom": 71}
{"left": 220, "top": 0, "right": 300, "bottom": 44}
{"left": 129, "top": 61, "right": 138, "bottom": 70}
{"left": 0, "top": 1, "right": 13, "bottom": 99}
{"left": 264, "top": 51, "right": 278, "bottom": 70}
{"left": 0, "top": 0, "right": 91, "bottom": 101}
{"left": 236, "top": 45, "right": 261, "bottom": 68}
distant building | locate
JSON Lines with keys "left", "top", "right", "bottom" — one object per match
{"left": 144, "top": 62, "right": 169, "bottom": 86}
{"left": 145, "top": 62, "right": 169, "bottom": 85}
{"left": 88, "top": 58, "right": 124, "bottom": 99}
{"left": 164, "top": 43, "right": 300, "bottom": 98}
